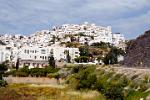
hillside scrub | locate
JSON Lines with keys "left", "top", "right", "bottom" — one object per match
{"left": 66, "top": 65, "right": 150, "bottom": 100}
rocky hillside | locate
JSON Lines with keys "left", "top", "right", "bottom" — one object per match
{"left": 123, "top": 30, "right": 150, "bottom": 67}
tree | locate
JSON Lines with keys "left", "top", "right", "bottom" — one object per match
{"left": 70, "top": 35, "right": 76, "bottom": 42}
{"left": 15, "top": 58, "right": 20, "bottom": 70}
{"left": 0, "top": 62, "right": 8, "bottom": 86}
{"left": 0, "top": 61, "right": 8, "bottom": 83}
{"left": 79, "top": 46, "right": 89, "bottom": 57}
{"left": 48, "top": 56, "right": 56, "bottom": 68}
{"left": 51, "top": 35, "right": 56, "bottom": 44}
{"left": 65, "top": 50, "right": 71, "bottom": 63}
{"left": 103, "top": 47, "right": 125, "bottom": 65}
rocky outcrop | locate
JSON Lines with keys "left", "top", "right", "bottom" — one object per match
{"left": 123, "top": 30, "right": 150, "bottom": 67}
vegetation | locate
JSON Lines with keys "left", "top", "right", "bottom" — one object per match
{"left": 74, "top": 46, "right": 91, "bottom": 63}
{"left": 66, "top": 65, "right": 150, "bottom": 100}
{"left": 91, "top": 42, "right": 111, "bottom": 49}
{"left": 63, "top": 42, "right": 80, "bottom": 48}
{"left": 75, "top": 42, "right": 125, "bottom": 64}
{"left": 64, "top": 50, "right": 71, "bottom": 63}
{"left": 74, "top": 56, "right": 89, "bottom": 63}
{"left": 1, "top": 64, "right": 150, "bottom": 99}
{"left": 15, "top": 58, "right": 20, "bottom": 70}
{"left": 0, "top": 84, "right": 105, "bottom": 100}
{"left": 5, "top": 66, "right": 59, "bottom": 77}
{"left": 48, "top": 55, "right": 56, "bottom": 68}
{"left": 0, "top": 61, "right": 8, "bottom": 87}
{"left": 103, "top": 47, "right": 125, "bottom": 65}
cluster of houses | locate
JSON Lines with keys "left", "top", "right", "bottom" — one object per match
{"left": 0, "top": 22, "right": 125, "bottom": 68}
{"left": 0, "top": 45, "right": 80, "bottom": 68}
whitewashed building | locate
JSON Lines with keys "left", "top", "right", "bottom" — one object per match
{"left": 0, "top": 46, "right": 11, "bottom": 63}
{"left": 15, "top": 46, "right": 79, "bottom": 68}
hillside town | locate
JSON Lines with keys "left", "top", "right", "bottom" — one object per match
{"left": 0, "top": 22, "right": 125, "bottom": 68}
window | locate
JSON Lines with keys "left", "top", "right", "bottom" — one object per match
{"left": 41, "top": 49, "right": 46, "bottom": 54}
{"left": 50, "top": 49, "right": 54, "bottom": 54}
{"left": 75, "top": 52, "right": 78, "bottom": 54}
{"left": 33, "top": 63, "right": 36, "bottom": 66}
{"left": 27, "top": 50, "right": 29, "bottom": 54}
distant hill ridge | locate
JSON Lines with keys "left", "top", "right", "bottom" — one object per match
{"left": 123, "top": 30, "right": 150, "bottom": 67}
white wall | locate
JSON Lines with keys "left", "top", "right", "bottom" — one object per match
{"left": 0, "top": 46, "right": 11, "bottom": 63}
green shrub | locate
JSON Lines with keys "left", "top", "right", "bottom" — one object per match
{"left": 14, "top": 71, "right": 28, "bottom": 77}
{"left": 30, "top": 68, "right": 43, "bottom": 77}
{"left": 67, "top": 65, "right": 97, "bottom": 90}
{"left": 0, "top": 80, "right": 7, "bottom": 87}
{"left": 47, "top": 73, "right": 60, "bottom": 79}
{"left": 4, "top": 69, "right": 17, "bottom": 77}
{"left": 6, "top": 66, "right": 60, "bottom": 77}
{"left": 143, "top": 74, "right": 150, "bottom": 83}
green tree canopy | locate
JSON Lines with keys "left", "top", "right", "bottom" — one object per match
{"left": 103, "top": 47, "right": 125, "bottom": 65}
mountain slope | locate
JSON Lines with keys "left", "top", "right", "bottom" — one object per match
{"left": 123, "top": 30, "right": 150, "bottom": 67}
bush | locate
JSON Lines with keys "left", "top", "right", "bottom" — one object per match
{"left": 91, "top": 42, "right": 111, "bottom": 49}
{"left": 30, "top": 68, "right": 44, "bottom": 77}
{"left": 0, "top": 80, "right": 7, "bottom": 87}
{"left": 67, "top": 65, "right": 97, "bottom": 90}
{"left": 4, "top": 69, "right": 17, "bottom": 77}
{"left": 74, "top": 56, "right": 89, "bottom": 63}
{"left": 104, "top": 82, "right": 124, "bottom": 100}
{"left": 14, "top": 71, "right": 28, "bottom": 77}
{"left": 45, "top": 66, "right": 59, "bottom": 74}
{"left": 67, "top": 65, "right": 150, "bottom": 100}
{"left": 5, "top": 66, "right": 60, "bottom": 77}
{"left": 47, "top": 73, "right": 60, "bottom": 79}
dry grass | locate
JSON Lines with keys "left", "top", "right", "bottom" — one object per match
{"left": 0, "top": 84, "right": 105, "bottom": 100}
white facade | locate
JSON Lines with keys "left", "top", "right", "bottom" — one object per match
{"left": 0, "top": 45, "right": 79, "bottom": 68}
{"left": 112, "top": 33, "right": 125, "bottom": 48}
{"left": 0, "top": 46, "right": 11, "bottom": 63}
{"left": 18, "top": 46, "right": 79, "bottom": 68}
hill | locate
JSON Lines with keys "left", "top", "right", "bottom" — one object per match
{"left": 123, "top": 30, "right": 150, "bottom": 67}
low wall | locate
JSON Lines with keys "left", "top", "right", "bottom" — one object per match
{"left": 4, "top": 77, "right": 64, "bottom": 85}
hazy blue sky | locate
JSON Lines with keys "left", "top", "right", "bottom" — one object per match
{"left": 0, "top": 0, "right": 150, "bottom": 39}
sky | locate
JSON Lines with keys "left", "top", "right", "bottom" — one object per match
{"left": 0, "top": 0, "right": 150, "bottom": 39}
